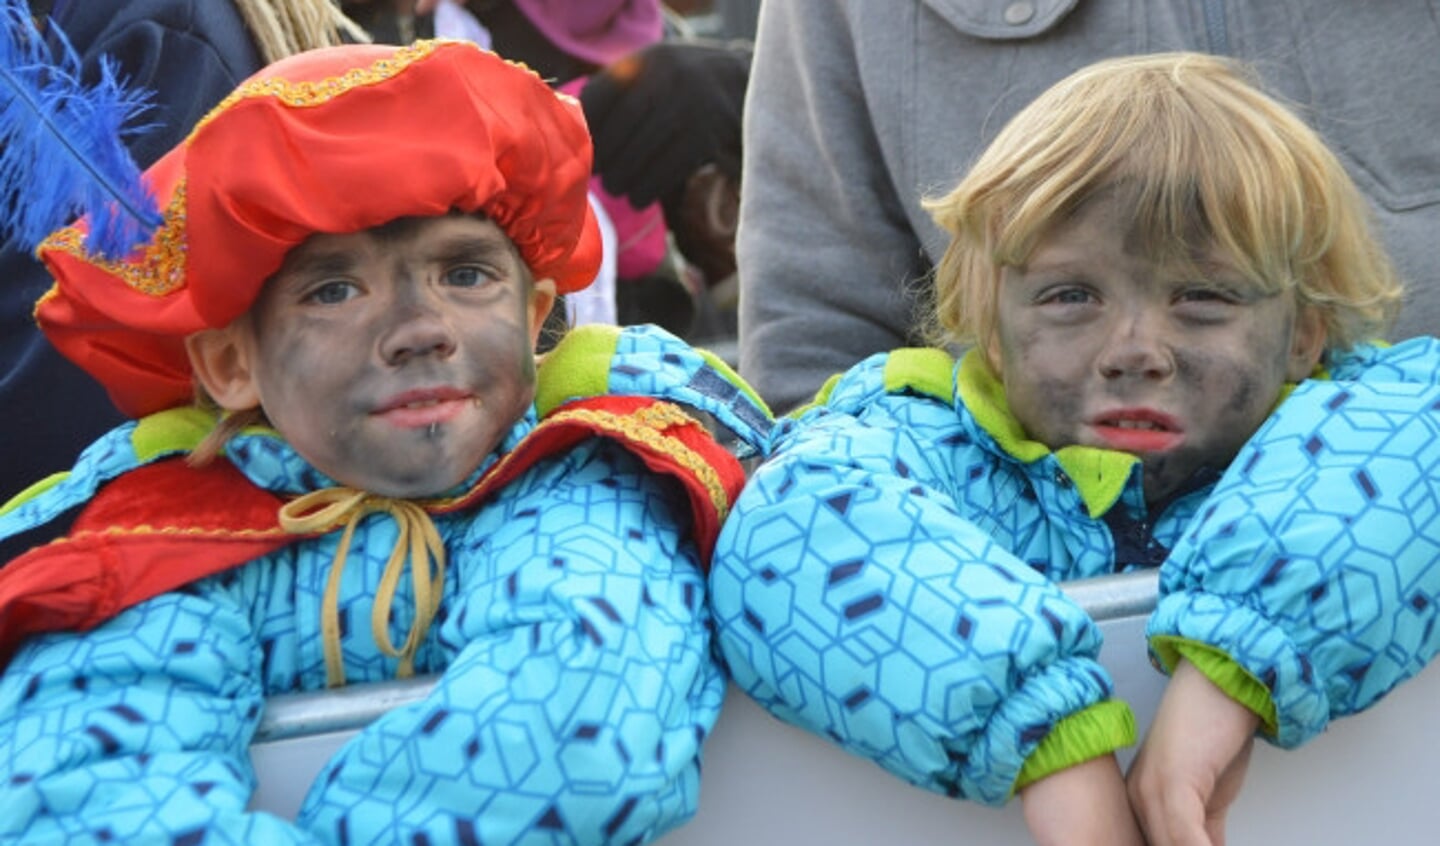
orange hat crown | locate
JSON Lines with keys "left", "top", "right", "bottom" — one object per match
{"left": 37, "top": 40, "right": 602, "bottom": 418}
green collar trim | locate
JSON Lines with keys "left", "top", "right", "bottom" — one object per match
{"left": 534, "top": 325, "right": 620, "bottom": 418}
{"left": 3, "top": 406, "right": 247, "bottom": 516}
{"left": 131, "top": 406, "right": 222, "bottom": 462}
{"left": 132, "top": 406, "right": 279, "bottom": 460}
{"left": 956, "top": 350, "right": 1137, "bottom": 517}
{"left": 794, "top": 345, "right": 961, "bottom": 418}
{"left": 880, "top": 347, "right": 960, "bottom": 404}
{"left": 0, "top": 471, "right": 66, "bottom": 516}
{"left": 534, "top": 324, "right": 772, "bottom": 420}
{"left": 790, "top": 371, "right": 844, "bottom": 418}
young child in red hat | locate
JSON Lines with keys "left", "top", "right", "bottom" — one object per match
{"left": 0, "top": 39, "right": 770, "bottom": 844}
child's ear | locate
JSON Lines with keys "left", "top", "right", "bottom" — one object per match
{"left": 528, "top": 278, "right": 558, "bottom": 347}
{"left": 185, "top": 324, "right": 262, "bottom": 411}
{"left": 1286, "top": 305, "right": 1328, "bottom": 381}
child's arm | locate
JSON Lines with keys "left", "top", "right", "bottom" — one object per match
{"left": 294, "top": 440, "right": 724, "bottom": 844}
{"left": 1021, "top": 755, "right": 1144, "bottom": 846}
{"left": 1126, "top": 659, "right": 1258, "bottom": 846}
{"left": 0, "top": 590, "right": 315, "bottom": 844}
{"left": 710, "top": 390, "right": 1133, "bottom": 806}
{"left": 1149, "top": 349, "right": 1440, "bottom": 750}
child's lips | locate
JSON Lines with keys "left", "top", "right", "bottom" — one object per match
{"left": 1088, "top": 409, "right": 1186, "bottom": 453}
{"left": 373, "top": 388, "right": 474, "bottom": 429}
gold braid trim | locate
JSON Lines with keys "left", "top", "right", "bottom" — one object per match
{"left": 422, "top": 401, "right": 730, "bottom": 522}
{"left": 38, "top": 181, "right": 191, "bottom": 296}
{"left": 29, "top": 523, "right": 292, "bottom": 546}
{"left": 279, "top": 488, "right": 446, "bottom": 689}
{"left": 189, "top": 40, "right": 440, "bottom": 137}
{"left": 546, "top": 403, "right": 731, "bottom": 520}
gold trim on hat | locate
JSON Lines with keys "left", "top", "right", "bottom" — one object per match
{"left": 36, "top": 42, "right": 445, "bottom": 299}
{"left": 189, "top": 40, "right": 442, "bottom": 139}
{"left": 36, "top": 40, "right": 566, "bottom": 301}
{"left": 38, "top": 181, "right": 191, "bottom": 297}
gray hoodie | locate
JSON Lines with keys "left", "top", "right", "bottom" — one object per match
{"left": 737, "top": 0, "right": 1440, "bottom": 411}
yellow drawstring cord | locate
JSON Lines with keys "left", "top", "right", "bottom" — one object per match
{"left": 278, "top": 488, "right": 447, "bottom": 688}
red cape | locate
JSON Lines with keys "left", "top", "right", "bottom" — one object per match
{"left": 0, "top": 396, "right": 743, "bottom": 665}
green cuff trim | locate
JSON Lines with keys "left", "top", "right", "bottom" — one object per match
{"left": 1150, "top": 635, "right": 1278, "bottom": 736}
{"left": 534, "top": 324, "right": 620, "bottom": 417}
{"left": 1012, "top": 699, "right": 1137, "bottom": 794}
{"left": 132, "top": 407, "right": 220, "bottom": 462}
{"left": 1, "top": 471, "right": 69, "bottom": 516}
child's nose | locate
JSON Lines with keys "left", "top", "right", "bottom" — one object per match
{"left": 379, "top": 299, "right": 457, "bottom": 365}
{"left": 1097, "top": 312, "right": 1175, "bottom": 380}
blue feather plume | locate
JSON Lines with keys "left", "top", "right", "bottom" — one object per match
{"left": 0, "top": 0, "right": 160, "bottom": 259}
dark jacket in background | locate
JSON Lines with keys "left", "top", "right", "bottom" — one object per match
{"left": 2, "top": 0, "right": 262, "bottom": 508}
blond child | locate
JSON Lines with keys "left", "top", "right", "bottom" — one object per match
{"left": 711, "top": 52, "right": 1440, "bottom": 845}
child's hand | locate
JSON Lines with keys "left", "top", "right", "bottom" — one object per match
{"left": 1020, "top": 754, "right": 1145, "bottom": 846}
{"left": 1127, "top": 659, "right": 1260, "bottom": 845}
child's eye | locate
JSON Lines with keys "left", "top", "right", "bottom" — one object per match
{"left": 1173, "top": 285, "right": 1245, "bottom": 323}
{"left": 1176, "top": 287, "right": 1233, "bottom": 304}
{"left": 444, "top": 265, "right": 497, "bottom": 288}
{"left": 1037, "top": 286, "right": 1096, "bottom": 306}
{"left": 303, "top": 280, "right": 359, "bottom": 305}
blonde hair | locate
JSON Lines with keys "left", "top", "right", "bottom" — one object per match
{"left": 233, "top": 0, "right": 370, "bottom": 65}
{"left": 923, "top": 52, "right": 1402, "bottom": 355}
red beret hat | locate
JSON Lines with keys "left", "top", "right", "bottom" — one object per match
{"left": 35, "top": 39, "right": 602, "bottom": 418}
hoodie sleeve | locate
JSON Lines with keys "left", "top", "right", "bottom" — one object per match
{"left": 1149, "top": 338, "right": 1440, "bottom": 747}
{"left": 709, "top": 359, "right": 1132, "bottom": 806}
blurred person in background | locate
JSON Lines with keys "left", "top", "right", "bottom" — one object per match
{"left": 736, "top": 1, "right": 1440, "bottom": 413}
{"left": 1, "top": 0, "right": 363, "bottom": 512}
{"left": 351, "top": 0, "right": 752, "bottom": 344}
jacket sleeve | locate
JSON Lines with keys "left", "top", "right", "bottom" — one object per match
{"left": 295, "top": 440, "right": 726, "bottom": 844}
{"left": 1149, "top": 338, "right": 1440, "bottom": 747}
{"left": 709, "top": 375, "right": 1131, "bottom": 806}
{"left": 0, "top": 589, "right": 315, "bottom": 844}
{"left": 735, "top": 0, "right": 930, "bottom": 413}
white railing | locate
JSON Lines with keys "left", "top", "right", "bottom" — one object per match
{"left": 252, "top": 569, "right": 1440, "bottom": 843}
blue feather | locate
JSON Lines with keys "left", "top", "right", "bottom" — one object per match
{"left": 0, "top": 0, "right": 159, "bottom": 259}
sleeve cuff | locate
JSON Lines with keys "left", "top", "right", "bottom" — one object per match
{"left": 1151, "top": 635, "right": 1278, "bottom": 736}
{"left": 1012, "top": 699, "right": 1136, "bottom": 793}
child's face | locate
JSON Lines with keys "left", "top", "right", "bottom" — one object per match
{"left": 988, "top": 190, "right": 1325, "bottom": 506}
{"left": 190, "top": 215, "right": 555, "bottom": 497}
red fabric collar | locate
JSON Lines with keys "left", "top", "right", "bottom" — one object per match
{"left": 0, "top": 396, "right": 741, "bottom": 666}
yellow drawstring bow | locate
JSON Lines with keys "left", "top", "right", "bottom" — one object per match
{"left": 278, "top": 488, "right": 446, "bottom": 688}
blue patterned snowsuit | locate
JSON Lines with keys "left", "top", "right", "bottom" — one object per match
{"left": 0, "top": 326, "right": 771, "bottom": 845}
{"left": 710, "top": 338, "right": 1440, "bottom": 806}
